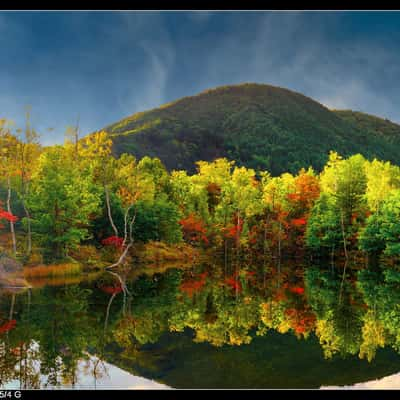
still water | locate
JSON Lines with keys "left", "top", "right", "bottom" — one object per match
{"left": 1, "top": 262, "right": 400, "bottom": 389}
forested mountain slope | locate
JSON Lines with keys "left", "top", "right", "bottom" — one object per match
{"left": 102, "top": 83, "right": 400, "bottom": 174}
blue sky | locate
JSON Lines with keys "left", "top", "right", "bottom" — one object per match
{"left": 1, "top": 11, "right": 400, "bottom": 144}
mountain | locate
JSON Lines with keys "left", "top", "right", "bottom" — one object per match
{"left": 102, "top": 83, "right": 400, "bottom": 175}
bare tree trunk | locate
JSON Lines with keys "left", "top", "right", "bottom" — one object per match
{"left": 104, "top": 292, "right": 118, "bottom": 334}
{"left": 106, "top": 208, "right": 136, "bottom": 269}
{"left": 27, "top": 288, "right": 31, "bottom": 315}
{"left": 235, "top": 211, "right": 241, "bottom": 300}
{"left": 339, "top": 260, "right": 348, "bottom": 305}
{"left": 263, "top": 222, "right": 268, "bottom": 290}
{"left": 9, "top": 293, "right": 15, "bottom": 320}
{"left": 22, "top": 201, "right": 32, "bottom": 256}
{"left": 18, "top": 139, "right": 31, "bottom": 257}
{"left": 223, "top": 211, "right": 228, "bottom": 277}
{"left": 107, "top": 270, "right": 130, "bottom": 298}
{"left": 224, "top": 239, "right": 227, "bottom": 277}
{"left": 105, "top": 185, "right": 119, "bottom": 237}
{"left": 106, "top": 242, "right": 134, "bottom": 269}
{"left": 122, "top": 205, "right": 134, "bottom": 247}
{"left": 340, "top": 210, "right": 348, "bottom": 260}
{"left": 91, "top": 285, "right": 117, "bottom": 389}
{"left": 278, "top": 220, "right": 282, "bottom": 260}
{"left": 7, "top": 176, "right": 17, "bottom": 256}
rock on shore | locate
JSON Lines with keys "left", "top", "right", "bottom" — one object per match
{"left": 0, "top": 254, "right": 30, "bottom": 288}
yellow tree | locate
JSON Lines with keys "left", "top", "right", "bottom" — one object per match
{"left": 364, "top": 159, "right": 400, "bottom": 213}
{"left": 14, "top": 108, "right": 42, "bottom": 256}
{"left": 359, "top": 310, "right": 386, "bottom": 362}
{"left": 77, "top": 131, "right": 119, "bottom": 237}
{"left": 193, "top": 158, "right": 235, "bottom": 225}
{"left": 0, "top": 120, "right": 19, "bottom": 255}
{"left": 262, "top": 172, "right": 295, "bottom": 261}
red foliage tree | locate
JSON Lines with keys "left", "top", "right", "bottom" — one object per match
{"left": 180, "top": 272, "right": 208, "bottom": 297}
{"left": 101, "top": 235, "right": 124, "bottom": 249}
{"left": 0, "top": 201, "right": 18, "bottom": 229}
{"left": 222, "top": 213, "right": 244, "bottom": 247}
{"left": 0, "top": 319, "right": 17, "bottom": 334}
{"left": 289, "top": 286, "right": 305, "bottom": 295}
{"left": 285, "top": 307, "right": 316, "bottom": 336}
{"left": 224, "top": 274, "right": 242, "bottom": 293}
{"left": 179, "top": 213, "right": 209, "bottom": 245}
{"left": 291, "top": 172, "right": 320, "bottom": 210}
{"left": 285, "top": 172, "right": 320, "bottom": 247}
{"left": 291, "top": 218, "right": 307, "bottom": 227}
{"left": 100, "top": 284, "right": 123, "bottom": 295}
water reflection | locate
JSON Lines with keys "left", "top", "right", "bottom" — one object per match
{"left": 1, "top": 261, "right": 400, "bottom": 389}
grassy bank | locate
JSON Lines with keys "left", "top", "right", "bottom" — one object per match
{"left": 23, "top": 262, "right": 82, "bottom": 278}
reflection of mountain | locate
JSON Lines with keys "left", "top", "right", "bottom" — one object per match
{"left": 104, "top": 330, "right": 400, "bottom": 389}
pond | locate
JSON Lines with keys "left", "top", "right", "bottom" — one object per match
{"left": 1, "top": 261, "right": 400, "bottom": 389}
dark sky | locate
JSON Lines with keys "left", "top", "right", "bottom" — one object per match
{"left": 1, "top": 11, "right": 400, "bottom": 144}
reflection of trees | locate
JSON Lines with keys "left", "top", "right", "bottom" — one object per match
{"left": 91, "top": 269, "right": 131, "bottom": 388}
{"left": 170, "top": 282, "right": 261, "bottom": 346}
{"left": 113, "top": 269, "right": 182, "bottom": 347}
{"left": 2, "top": 262, "right": 400, "bottom": 389}
{"left": 305, "top": 267, "right": 364, "bottom": 359}
{"left": 0, "top": 285, "right": 102, "bottom": 388}
{"left": 358, "top": 269, "right": 400, "bottom": 359}
{"left": 110, "top": 265, "right": 314, "bottom": 349}
{"left": 110, "top": 264, "right": 363, "bottom": 353}
{"left": 32, "top": 286, "right": 97, "bottom": 387}
{"left": 0, "top": 289, "right": 41, "bottom": 389}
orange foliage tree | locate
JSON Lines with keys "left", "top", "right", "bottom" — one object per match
{"left": 286, "top": 171, "right": 320, "bottom": 247}
{"left": 179, "top": 213, "right": 209, "bottom": 245}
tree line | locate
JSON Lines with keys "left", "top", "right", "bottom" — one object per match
{"left": 1, "top": 119, "right": 400, "bottom": 269}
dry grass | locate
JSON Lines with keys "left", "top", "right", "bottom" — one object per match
{"left": 69, "top": 245, "right": 107, "bottom": 269}
{"left": 23, "top": 262, "right": 82, "bottom": 278}
{"left": 138, "top": 241, "right": 200, "bottom": 265}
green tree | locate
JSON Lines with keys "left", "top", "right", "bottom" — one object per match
{"left": 359, "top": 190, "right": 400, "bottom": 257}
{"left": 133, "top": 199, "right": 182, "bottom": 244}
{"left": 26, "top": 146, "right": 101, "bottom": 260}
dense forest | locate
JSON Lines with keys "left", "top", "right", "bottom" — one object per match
{"left": 1, "top": 115, "right": 400, "bottom": 277}
{"left": 104, "top": 83, "right": 400, "bottom": 174}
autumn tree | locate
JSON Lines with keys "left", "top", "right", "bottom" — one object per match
{"left": 262, "top": 172, "right": 295, "bottom": 260}
{"left": 106, "top": 153, "right": 155, "bottom": 268}
{"left": 0, "top": 120, "right": 19, "bottom": 255}
{"left": 78, "top": 131, "right": 119, "bottom": 238}
{"left": 364, "top": 159, "right": 400, "bottom": 213}
{"left": 14, "top": 108, "right": 42, "bottom": 256}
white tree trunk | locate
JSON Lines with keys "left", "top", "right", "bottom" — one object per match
{"left": 105, "top": 185, "right": 119, "bottom": 237}
{"left": 7, "top": 176, "right": 17, "bottom": 256}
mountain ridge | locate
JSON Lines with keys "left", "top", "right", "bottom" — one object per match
{"left": 100, "top": 83, "right": 400, "bottom": 175}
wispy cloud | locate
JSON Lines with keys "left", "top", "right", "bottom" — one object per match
{"left": 1, "top": 11, "right": 400, "bottom": 144}
{"left": 192, "top": 12, "right": 400, "bottom": 123}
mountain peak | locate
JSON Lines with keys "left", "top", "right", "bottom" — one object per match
{"left": 101, "top": 84, "right": 400, "bottom": 175}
